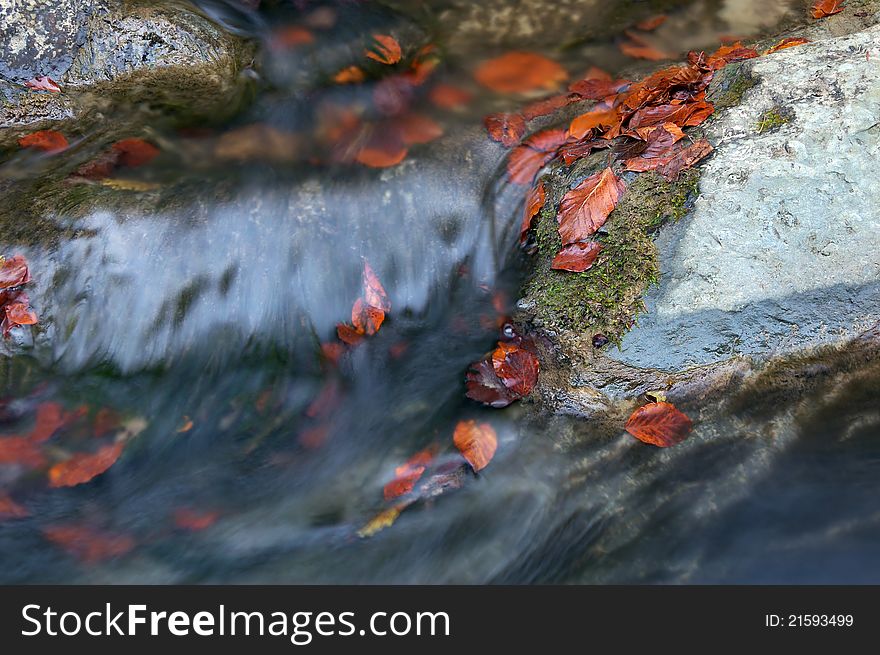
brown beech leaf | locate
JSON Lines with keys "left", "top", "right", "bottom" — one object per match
{"left": 619, "top": 39, "right": 674, "bottom": 61}
{"left": 635, "top": 15, "right": 668, "bottom": 31}
{"left": 396, "top": 113, "right": 443, "bottom": 145}
{"left": 656, "top": 138, "right": 713, "bottom": 180}
{"left": 365, "top": 34, "right": 402, "bottom": 65}
{"left": 429, "top": 84, "right": 473, "bottom": 109}
{"left": 628, "top": 101, "right": 714, "bottom": 129}
{"left": 5, "top": 301, "right": 37, "bottom": 328}
{"left": 48, "top": 441, "right": 125, "bottom": 488}
{"left": 355, "top": 138, "right": 407, "bottom": 168}
{"left": 18, "top": 129, "right": 69, "bottom": 153}
{"left": 765, "top": 37, "right": 811, "bottom": 55}
{"left": 704, "top": 42, "right": 759, "bottom": 69}
{"left": 173, "top": 508, "right": 220, "bottom": 531}
{"left": 557, "top": 167, "right": 625, "bottom": 245}
{"left": 28, "top": 402, "right": 68, "bottom": 444}
{"left": 559, "top": 138, "right": 611, "bottom": 165}
{"left": 25, "top": 76, "right": 61, "bottom": 92}
{"left": 811, "top": 0, "right": 846, "bottom": 19}
{"left": 0, "top": 255, "right": 31, "bottom": 289}
{"left": 383, "top": 468, "right": 425, "bottom": 500}
{"left": 521, "top": 93, "right": 578, "bottom": 121}
{"left": 506, "top": 128, "right": 567, "bottom": 185}
{"left": 271, "top": 26, "right": 315, "bottom": 48}
{"left": 453, "top": 419, "right": 498, "bottom": 472}
{"left": 43, "top": 524, "right": 135, "bottom": 563}
{"left": 363, "top": 259, "right": 391, "bottom": 312}
{"left": 623, "top": 123, "right": 685, "bottom": 171}
{"left": 0, "top": 494, "right": 29, "bottom": 520}
{"left": 520, "top": 181, "right": 545, "bottom": 243}
{"left": 465, "top": 359, "right": 517, "bottom": 407}
{"left": 491, "top": 342, "right": 540, "bottom": 397}
{"left": 568, "top": 107, "right": 622, "bottom": 140}
{"left": 337, "top": 322, "right": 365, "bottom": 346}
{"left": 625, "top": 401, "right": 693, "bottom": 447}
{"left": 474, "top": 51, "right": 567, "bottom": 94}
{"left": 484, "top": 112, "right": 526, "bottom": 147}
{"left": 551, "top": 241, "right": 603, "bottom": 272}
{"left": 0, "top": 435, "right": 45, "bottom": 468}
{"left": 333, "top": 65, "right": 366, "bottom": 84}
{"left": 569, "top": 77, "right": 629, "bottom": 100}
{"left": 352, "top": 298, "right": 385, "bottom": 335}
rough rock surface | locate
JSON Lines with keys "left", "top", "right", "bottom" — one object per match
{"left": 608, "top": 25, "right": 880, "bottom": 372}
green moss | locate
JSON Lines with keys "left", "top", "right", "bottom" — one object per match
{"left": 756, "top": 106, "right": 792, "bottom": 133}
{"left": 522, "top": 168, "right": 700, "bottom": 344}
{"left": 706, "top": 62, "right": 759, "bottom": 110}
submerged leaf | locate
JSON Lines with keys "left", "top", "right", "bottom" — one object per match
{"left": 365, "top": 34, "right": 402, "bottom": 65}
{"left": 520, "top": 181, "right": 545, "bottom": 243}
{"left": 43, "top": 525, "right": 135, "bottom": 563}
{"left": 811, "top": 0, "right": 846, "bottom": 19}
{"left": 484, "top": 112, "right": 526, "bottom": 147}
{"left": 465, "top": 359, "right": 517, "bottom": 408}
{"left": 625, "top": 401, "right": 693, "bottom": 447}
{"left": 453, "top": 420, "right": 498, "bottom": 472}
{"left": 491, "top": 342, "right": 540, "bottom": 398}
{"left": 357, "top": 505, "right": 403, "bottom": 538}
{"left": 18, "top": 129, "right": 68, "bottom": 153}
{"left": 474, "top": 51, "right": 567, "bottom": 93}
{"left": 48, "top": 441, "right": 125, "bottom": 488}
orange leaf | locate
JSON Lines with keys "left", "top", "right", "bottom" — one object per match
{"left": 628, "top": 100, "right": 714, "bottom": 129}
{"left": 272, "top": 26, "right": 315, "bottom": 48}
{"left": 556, "top": 167, "right": 625, "bottom": 245}
{"left": 43, "top": 524, "right": 134, "bottom": 563}
{"left": 465, "top": 359, "right": 517, "bottom": 408}
{"left": 4, "top": 302, "right": 37, "bottom": 327}
{"left": 506, "top": 128, "right": 568, "bottom": 185}
{"left": 366, "top": 34, "right": 402, "bottom": 65}
{"left": 765, "top": 37, "right": 810, "bottom": 55}
{"left": 112, "top": 138, "right": 160, "bottom": 167}
{"left": 521, "top": 93, "right": 578, "bottom": 121}
{"left": 625, "top": 401, "right": 693, "bottom": 447}
{"left": 635, "top": 15, "right": 668, "bottom": 31}
{"left": 520, "top": 181, "right": 545, "bottom": 243}
{"left": 811, "top": 0, "right": 846, "bottom": 19}
{"left": 333, "top": 65, "right": 366, "bottom": 84}
{"left": 0, "top": 494, "right": 28, "bottom": 520}
{"left": 656, "top": 138, "right": 713, "bottom": 180}
{"left": 551, "top": 241, "right": 603, "bottom": 272}
{"left": 383, "top": 466, "right": 426, "bottom": 501}
{"left": 619, "top": 39, "right": 674, "bottom": 61}
{"left": 173, "top": 508, "right": 220, "bottom": 531}
{"left": 25, "top": 76, "right": 61, "bottom": 92}
{"left": 396, "top": 113, "right": 443, "bottom": 145}
{"left": 484, "top": 112, "right": 526, "bottom": 147}
{"left": 18, "top": 129, "right": 68, "bottom": 153}
{"left": 337, "top": 322, "right": 365, "bottom": 345}
{"left": 491, "top": 342, "right": 539, "bottom": 397}
{"left": 569, "top": 77, "right": 629, "bottom": 100}
{"left": 428, "top": 84, "right": 472, "bottom": 110}
{"left": 29, "top": 402, "right": 67, "bottom": 443}
{"left": 453, "top": 420, "right": 498, "bottom": 472}
{"left": 362, "top": 259, "right": 390, "bottom": 312}
{"left": 176, "top": 416, "right": 194, "bottom": 433}
{"left": 473, "top": 51, "right": 567, "bottom": 94}
{"left": 48, "top": 441, "right": 125, "bottom": 488}
{"left": 356, "top": 141, "right": 407, "bottom": 168}
{"left": 704, "top": 42, "right": 759, "bottom": 69}
{"left": 352, "top": 297, "right": 385, "bottom": 335}
{"left": 568, "top": 107, "right": 621, "bottom": 140}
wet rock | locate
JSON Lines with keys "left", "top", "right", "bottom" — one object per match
{"left": 0, "top": 0, "right": 253, "bottom": 142}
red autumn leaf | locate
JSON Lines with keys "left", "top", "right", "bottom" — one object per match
{"left": 5, "top": 301, "right": 37, "bottom": 328}
{"left": 520, "top": 181, "right": 545, "bottom": 243}
{"left": 0, "top": 255, "right": 31, "bottom": 288}
{"left": 395, "top": 113, "right": 443, "bottom": 145}
{"left": 569, "top": 77, "right": 629, "bottom": 100}
{"left": 92, "top": 407, "right": 121, "bottom": 438}
{"left": 112, "top": 138, "right": 160, "bottom": 167}
{"left": 355, "top": 138, "right": 407, "bottom": 168}
{"left": 0, "top": 435, "right": 45, "bottom": 468}
{"left": 333, "top": 65, "right": 366, "bottom": 84}
{"left": 72, "top": 150, "right": 120, "bottom": 180}
{"left": 366, "top": 34, "right": 402, "bottom": 65}
{"left": 362, "top": 259, "right": 390, "bottom": 312}
{"left": 383, "top": 466, "right": 426, "bottom": 501}
{"left": 352, "top": 297, "right": 385, "bottom": 335}
{"left": 551, "top": 241, "right": 603, "bottom": 272}
{"left": 625, "top": 401, "right": 693, "bottom": 447}
{"left": 568, "top": 106, "right": 622, "bottom": 140}
{"left": 484, "top": 112, "right": 526, "bottom": 147}
{"left": 491, "top": 342, "right": 539, "bottom": 397}
{"left": 18, "top": 129, "right": 68, "bottom": 153}
{"left": 25, "top": 76, "right": 61, "bottom": 92}
{"left": 29, "top": 402, "right": 67, "bottom": 443}
{"left": 48, "top": 441, "right": 125, "bottom": 488}
{"left": 619, "top": 39, "right": 674, "bottom": 61}
{"left": 428, "top": 84, "right": 473, "bottom": 110}
{"left": 765, "top": 37, "right": 811, "bottom": 55}
{"left": 628, "top": 101, "right": 714, "bottom": 129}
{"left": 299, "top": 423, "right": 330, "bottom": 449}
{"left": 704, "top": 42, "right": 759, "bottom": 69}
{"left": 521, "top": 92, "right": 579, "bottom": 121}
{"left": 43, "top": 524, "right": 135, "bottom": 563}
{"left": 453, "top": 420, "right": 498, "bottom": 472}
{"left": 176, "top": 416, "right": 194, "bottom": 433}
{"left": 506, "top": 128, "right": 567, "bottom": 185}
{"left": 656, "top": 138, "right": 714, "bottom": 180}
{"left": 559, "top": 138, "right": 611, "bottom": 165}
{"left": 337, "top": 322, "right": 365, "bottom": 345}
{"left": 557, "top": 167, "right": 625, "bottom": 245}
{"left": 173, "top": 508, "right": 220, "bottom": 531}
{"left": 273, "top": 25, "right": 314, "bottom": 48}
{"left": 473, "top": 51, "right": 567, "bottom": 94}
{"left": 0, "top": 494, "right": 28, "bottom": 520}
{"left": 635, "top": 15, "right": 668, "bottom": 31}
{"left": 305, "top": 379, "right": 342, "bottom": 419}
{"left": 623, "top": 123, "right": 685, "bottom": 171}
{"left": 321, "top": 341, "right": 346, "bottom": 364}
{"left": 465, "top": 359, "right": 517, "bottom": 408}
{"left": 811, "top": 0, "right": 846, "bottom": 19}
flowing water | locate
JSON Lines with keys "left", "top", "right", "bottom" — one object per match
{"left": 3, "top": 0, "right": 879, "bottom": 583}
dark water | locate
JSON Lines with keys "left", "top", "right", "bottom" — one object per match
{"left": 4, "top": 0, "right": 878, "bottom": 584}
